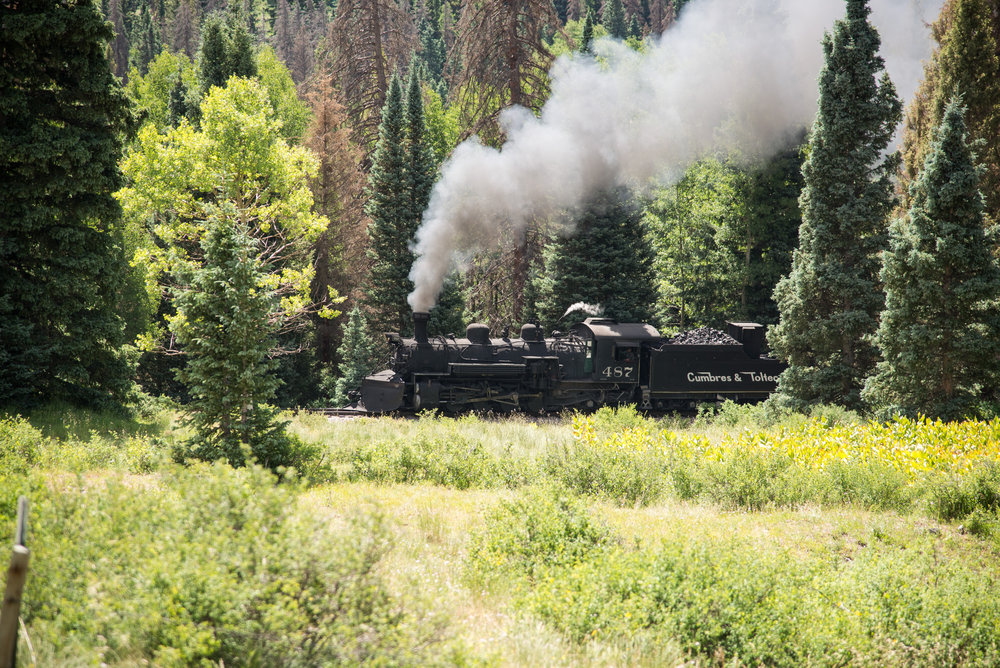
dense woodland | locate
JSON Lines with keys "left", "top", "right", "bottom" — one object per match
{"left": 3, "top": 0, "right": 1000, "bottom": 462}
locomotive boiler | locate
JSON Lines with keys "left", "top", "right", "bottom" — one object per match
{"left": 359, "top": 312, "right": 784, "bottom": 414}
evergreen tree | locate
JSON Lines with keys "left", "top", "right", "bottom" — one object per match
{"left": 901, "top": 0, "right": 1000, "bottom": 223}
{"left": 172, "top": 218, "right": 292, "bottom": 468}
{"left": 769, "top": 0, "right": 902, "bottom": 411}
{"left": 416, "top": 11, "right": 447, "bottom": 90}
{"left": 863, "top": 98, "right": 1000, "bottom": 419}
{"left": 167, "top": 73, "right": 194, "bottom": 126}
{"left": 108, "top": 0, "right": 129, "bottom": 79}
{"left": 363, "top": 74, "right": 413, "bottom": 334}
{"left": 627, "top": 14, "right": 641, "bottom": 40}
{"left": 1, "top": 0, "right": 136, "bottom": 408}
{"left": 171, "top": 0, "right": 198, "bottom": 59}
{"left": 199, "top": 13, "right": 230, "bottom": 90}
{"left": 602, "top": 0, "right": 627, "bottom": 39}
{"left": 198, "top": 11, "right": 257, "bottom": 95}
{"left": 581, "top": 12, "right": 594, "bottom": 53}
{"left": 717, "top": 147, "right": 804, "bottom": 325}
{"left": 554, "top": 0, "right": 568, "bottom": 24}
{"left": 332, "top": 306, "right": 380, "bottom": 406}
{"left": 405, "top": 67, "right": 435, "bottom": 238}
{"left": 364, "top": 69, "right": 438, "bottom": 334}
{"left": 428, "top": 273, "right": 466, "bottom": 336}
{"left": 537, "top": 188, "right": 657, "bottom": 328}
{"left": 128, "top": 3, "right": 159, "bottom": 76}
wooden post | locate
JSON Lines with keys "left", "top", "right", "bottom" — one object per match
{"left": 0, "top": 497, "right": 29, "bottom": 668}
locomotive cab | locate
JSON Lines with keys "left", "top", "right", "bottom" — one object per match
{"left": 568, "top": 319, "right": 660, "bottom": 384}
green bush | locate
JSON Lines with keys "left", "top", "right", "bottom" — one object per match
{"left": 927, "top": 462, "right": 1000, "bottom": 522}
{"left": 545, "top": 438, "right": 667, "bottom": 506}
{"left": 467, "top": 486, "right": 616, "bottom": 586}
{"left": 346, "top": 434, "right": 538, "bottom": 489}
{"left": 0, "top": 415, "right": 42, "bottom": 474}
{"left": 470, "top": 492, "right": 1000, "bottom": 666}
{"left": 24, "top": 463, "right": 460, "bottom": 666}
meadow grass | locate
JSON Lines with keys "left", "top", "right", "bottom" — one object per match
{"left": 2, "top": 403, "right": 1000, "bottom": 665}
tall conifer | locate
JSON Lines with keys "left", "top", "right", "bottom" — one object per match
{"left": 863, "top": 99, "right": 1000, "bottom": 419}
{"left": 0, "top": 0, "right": 135, "bottom": 407}
{"left": 769, "top": 0, "right": 901, "bottom": 410}
{"left": 602, "top": 0, "right": 627, "bottom": 39}
{"left": 537, "top": 188, "right": 657, "bottom": 328}
{"left": 363, "top": 74, "right": 413, "bottom": 334}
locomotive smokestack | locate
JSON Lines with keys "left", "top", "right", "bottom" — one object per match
{"left": 413, "top": 311, "right": 430, "bottom": 344}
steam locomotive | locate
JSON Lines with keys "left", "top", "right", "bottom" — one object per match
{"left": 359, "top": 312, "right": 785, "bottom": 414}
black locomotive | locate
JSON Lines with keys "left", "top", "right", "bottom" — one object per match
{"left": 359, "top": 312, "right": 785, "bottom": 414}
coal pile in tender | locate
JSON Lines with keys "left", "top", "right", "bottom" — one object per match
{"left": 667, "top": 327, "right": 740, "bottom": 345}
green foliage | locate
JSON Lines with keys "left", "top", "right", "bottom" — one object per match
{"left": 863, "top": 98, "right": 1000, "bottom": 420}
{"left": 24, "top": 463, "right": 457, "bottom": 665}
{"left": 170, "top": 219, "right": 294, "bottom": 469}
{"left": 0, "top": 416, "right": 41, "bottom": 475}
{"left": 601, "top": 0, "right": 626, "bottom": 39}
{"left": 0, "top": 0, "right": 138, "bottom": 409}
{"left": 645, "top": 159, "right": 744, "bottom": 328}
{"left": 119, "top": 77, "right": 327, "bottom": 344}
{"left": 256, "top": 46, "right": 311, "bottom": 142}
{"left": 470, "top": 487, "right": 1000, "bottom": 665}
{"left": 467, "top": 486, "right": 615, "bottom": 585}
{"left": 364, "top": 74, "right": 415, "bottom": 334}
{"left": 364, "top": 70, "right": 439, "bottom": 334}
{"left": 345, "top": 432, "right": 537, "bottom": 490}
{"left": 928, "top": 462, "right": 1000, "bottom": 522}
{"left": 125, "top": 50, "right": 199, "bottom": 131}
{"left": 902, "top": 0, "right": 1000, "bottom": 221}
{"left": 332, "top": 306, "right": 381, "bottom": 406}
{"left": 769, "top": 0, "right": 902, "bottom": 411}
{"left": 536, "top": 188, "right": 657, "bottom": 328}
{"left": 198, "top": 11, "right": 257, "bottom": 96}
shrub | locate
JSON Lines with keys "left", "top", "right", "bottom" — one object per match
{"left": 346, "top": 434, "right": 537, "bottom": 489}
{"left": 24, "top": 463, "right": 459, "bottom": 665}
{"left": 0, "top": 415, "right": 42, "bottom": 474}
{"left": 467, "top": 486, "right": 616, "bottom": 586}
{"left": 547, "top": 417, "right": 669, "bottom": 506}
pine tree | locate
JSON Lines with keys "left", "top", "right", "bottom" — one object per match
{"left": 108, "top": 0, "right": 129, "bottom": 79}
{"left": 416, "top": 9, "right": 447, "bottom": 90}
{"left": 769, "top": 0, "right": 902, "bottom": 411}
{"left": 332, "top": 306, "right": 380, "bottom": 406}
{"left": 602, "top": 0, "right": 627, "bottom": 39}
{"left": 428, "top": 272, "right": 466, "bottom": 335}
{"left": 363, "top": 74, "right": 413, "bottom": 334}
{"left": 581, "top": 12, "right": 594, "bottom": 53}
{"left": 537, "top": 188, "right": 657, "bottom": 328}
{"left": 171, "top": 0, "right": 198, "bottom": 59}
{"left": 198, "top": 10, "right": 257, "bottom": 95}
{"left": 405, "top": 67, "right": 435, "bottom": 239}
{"left": 449, "top": 0, "right": 560, "bottom": 144}
{"left": 901, "top": 0, "right": 1000, "bottom": 223}
{"left": 553, "top": 0, "right": 568, "bottom": 24}
{"left": 172, "top": 219, "right": 292, "bottom": 468}
{"left": 863, "top": 99, "right": 1000, "bottom": 419}
{"left": 627, "top": 14, "right": 641, "bottom": 40}
{"left": 128, "top": 3, "right": 159, "bottom": 76}
{"left": 1, "top": 0, "right": 135, "bottom": 408}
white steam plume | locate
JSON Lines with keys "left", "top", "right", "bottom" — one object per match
{"left": 408, "top": 0, "right": 942, "bottom": 313}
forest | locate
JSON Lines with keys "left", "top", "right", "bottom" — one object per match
{"left": 4, "top": 0, "right": 1000, "bottom": 664}
{"left": 4, "top": 0, "right": 999, "bottom": 433}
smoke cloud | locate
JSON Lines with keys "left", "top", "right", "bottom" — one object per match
{"left": 407, "top": 0, "right": 942, "bottom": 313}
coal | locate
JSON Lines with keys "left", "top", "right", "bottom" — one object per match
{"left": 667, "top": 327, "right": 740, "bottom": 345}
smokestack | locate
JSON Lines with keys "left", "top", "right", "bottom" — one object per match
{"left": 413, "top": 311, "right": 430, "bottom": 344}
